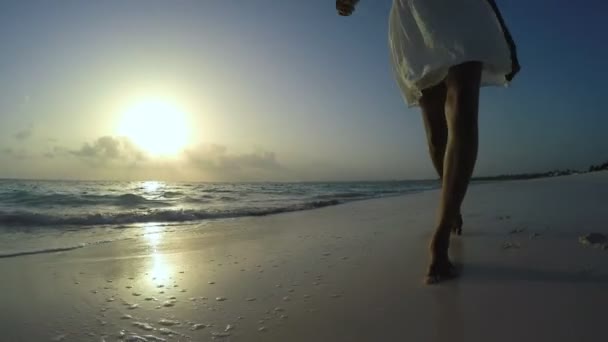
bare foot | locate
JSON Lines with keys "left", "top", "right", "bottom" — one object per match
{"left": 451, "top": 213, "right": 463, "bottom": 236}
{"left": 425, "top": 258, "right": 458, "bottom": 285}
{"left": 426, "top": 229, "right": 458, "bottom": 284}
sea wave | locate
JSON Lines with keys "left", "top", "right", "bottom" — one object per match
{"left": 161, "top": 191, "right": 184, "bottom": 198}
{"left": 314, "top": 192, "right": 371, "bottom": 199}
{"left": 0, "top": 199, "right": 342, "bottom": 227}
{"left": 0, "top": 191, "right": 171, "bottom": 208}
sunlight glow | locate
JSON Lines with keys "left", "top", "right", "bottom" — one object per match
{"left": 142, "top": 223, "right": 173, "bottom": 286}
{"left": 143, "top": 223, "right": 164, "bottom": 248}
{"left": 149, "top": 253, "right": 172, "bottom": 284}
{"left": 118, "top": 98, "right": 190, "bottom": 156}
{"left": 141, "top": 180, "right": 163, "bottom": 194}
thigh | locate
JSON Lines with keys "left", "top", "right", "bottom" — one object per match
{"left": 419, "top": 82, "right": 447, "bottom": 137}
{"left": 446, "top": 62, "right": 482, "bottom": 94}
{"left": 444, "top": 62, "right": 483, "bottom": 133}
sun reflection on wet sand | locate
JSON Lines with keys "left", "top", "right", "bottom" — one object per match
{"left": 149, "top": 253, "right": 172, "bottom": 284}
{"left": 143, "top": 223, "right": 163, "bottom": 248}
{"left": 142, "top": 223, "right": 173, "bottom": 286}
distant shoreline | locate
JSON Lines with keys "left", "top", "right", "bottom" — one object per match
{"left": 0, "top": 160, "right": 606, "bottom": 183}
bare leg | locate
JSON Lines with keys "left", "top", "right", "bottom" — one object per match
{"left": 420, "top": 83, "right": 463, "bottom": 235}
{"left": 426, "top": 61, "right": 482, "bottom": 284}
{"left": 420, "top": 82, "right": 447, "bottom": 179}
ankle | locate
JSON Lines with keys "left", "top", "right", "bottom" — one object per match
{"left": 429, "top": 230, "right": 450, "bottom": 257}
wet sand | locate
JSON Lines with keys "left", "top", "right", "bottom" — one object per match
{"left": 1, "top": 172, "right": 607, "bottom": 341}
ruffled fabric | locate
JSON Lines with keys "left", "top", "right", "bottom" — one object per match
{"left": 389, "top": 0, "right": 513, "bottom": 107}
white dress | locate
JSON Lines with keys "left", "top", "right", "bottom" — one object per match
{"left": 389, "top": 0, "right": 513, "bottom": 106}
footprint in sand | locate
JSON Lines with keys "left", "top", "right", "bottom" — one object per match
{"left": 211, "top": 332, "right": 231, "bottom": 338}
{"left": 509, "top": 227, "right": 526, "bottom": 234}
{"left": 158, "top": 327, "right": 177, "bottom": 336}
{"left": 190, "top": 323, "right": 206, "bottom": 330}
{"left": 502, "top": 241, "right": 521, "bottom": 249}
{"left": 132, "top": 322, "right": 154, "bottom": 331}
{"left": 162, "top": 300, "right": 176, "bottom": 307}
{"left": 158, "top": 319, "right": 180, "bottom": 326}
{"left": 579, "top": 233, "right": 607, "bottom": 247}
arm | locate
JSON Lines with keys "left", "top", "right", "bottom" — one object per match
{"left": 485, "top": 0, "right": 520, "bottom": 81}
{"left": 336, "top": 0, "right": 359, "bottom": 16}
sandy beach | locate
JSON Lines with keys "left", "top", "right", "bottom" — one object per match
{"left": 1, "top": 172, "right": 607, "bottom": 342}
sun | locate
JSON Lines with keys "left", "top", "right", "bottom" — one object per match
{"left": 118, "top": 98, "right": 190, "bottom": 156}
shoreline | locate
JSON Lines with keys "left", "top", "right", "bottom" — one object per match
{"left": 0, "top": 185, "right": 442, "bottom": 259}
{"left": 1, "top": 171, "right": 607, "bottom": 341}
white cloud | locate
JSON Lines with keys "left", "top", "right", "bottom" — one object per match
{"left": 184, "top": 144, "right": 284, "bottom": 180}
{"left": 2, "top": 147, "right": 28, "bottom": 160}
{"left": 14, "top": 125, "right": 33, "bottom": 141}
{"left": 71, "top": 136, "right": 146, "bottom": 165}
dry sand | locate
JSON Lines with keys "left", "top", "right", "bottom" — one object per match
{"left": 1, "top": 172, "right": 607, "bottom": 341}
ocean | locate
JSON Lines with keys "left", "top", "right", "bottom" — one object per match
{"left": 0, "top": 179, "right": 438, "bottom": 258}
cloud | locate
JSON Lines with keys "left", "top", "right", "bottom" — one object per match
{"left": 2, "top": 147, "right": 28, "bottom": 160}
{"left": 71, "top": 136, "right": 146, "bottom": 165}
{"left": 43, "top": 145, "right": 68, "bottom": 159}
{"left": 14, "top": 125, "right": 33, "bottom": 141}
{"left": 185, "top": 144, "right": 284, "bottom": 179}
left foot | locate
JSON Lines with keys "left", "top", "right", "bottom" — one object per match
{"left": 425, "top": 258, "right": 458, "bottom": 285}
{"left": 426, "top": 230, "right": 457, "bottom": 284}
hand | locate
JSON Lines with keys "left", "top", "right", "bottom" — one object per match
{"left": 336, "top": 0, "right": 359, "bottom": 16}
{"left": 506, "top": 56, "right": 520, "bottom": 82}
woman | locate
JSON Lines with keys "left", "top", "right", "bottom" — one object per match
{"left": 337, "top": 0, "right": 520, "bottom": 284}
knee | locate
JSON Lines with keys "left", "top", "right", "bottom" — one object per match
{"left": 448, "top": 121, "right": 478, "bottom": 141}
{"left": 445, "top": 68, "right": 481, "bottom": 138}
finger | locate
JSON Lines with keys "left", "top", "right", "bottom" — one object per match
{"left": 337, "top": 6, "right": 354, "bottom": 15}
{"left": 336, "top": 4, "right": 352, "bottom": 12}
{"left": 336, "top": 1, "right": 354, "bottom": 10}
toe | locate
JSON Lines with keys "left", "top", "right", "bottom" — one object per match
{"left": 425, "top": 260, "right": 459, "bottom": 285}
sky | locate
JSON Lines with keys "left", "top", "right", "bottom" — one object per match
{"left": 1, "top": 0, "right": 607, "bottom": 182}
